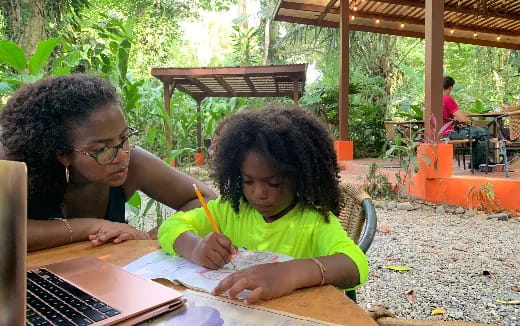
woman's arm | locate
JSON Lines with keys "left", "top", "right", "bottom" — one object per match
{"left": 125, "top": 147, "right": 217, "bottom": 211}
{"left": 27, "top": 218, "right": 151, "bottom": 252}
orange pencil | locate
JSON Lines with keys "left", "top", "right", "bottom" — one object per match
{"left": 192, "top": 183, "right": 220, "bottom": 233}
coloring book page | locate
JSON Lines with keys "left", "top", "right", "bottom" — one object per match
{"left": 124, "top": 249, "right": 292, "bottom": 298}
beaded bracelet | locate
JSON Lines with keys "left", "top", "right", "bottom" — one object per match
{"left": 311, "top": 258, "right": 327, "bottom": 286}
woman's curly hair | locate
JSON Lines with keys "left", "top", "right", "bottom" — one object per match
{"left": 0, "top": 74, "right": 120, "bottom": 218}
{"left": 212, "top": 104, "right": 341, "bottom": 222}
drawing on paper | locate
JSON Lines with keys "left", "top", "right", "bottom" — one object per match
{"left": 124, "top": 249, "right": 292, "bottom": 297}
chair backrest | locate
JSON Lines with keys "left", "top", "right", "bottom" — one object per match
{"left": 337, "top": 183, "right": 377, "bottom": 253}
{"left": 504, "top": 106, "right": 520, "bottom": 141}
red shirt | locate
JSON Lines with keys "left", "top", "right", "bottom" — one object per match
{"left": 442, "top": 95, "right": 459, "bottom": 135}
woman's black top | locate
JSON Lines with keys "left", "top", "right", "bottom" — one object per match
{"left": 29, "top": 186, "right": 126, "bottom": 223}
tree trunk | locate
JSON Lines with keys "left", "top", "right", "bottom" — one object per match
{"left": 262, "top": 18, "right": 270, "bottom": 65}
{"left": 238, "top": 0, "right": 248, "bottom": 30}
{"left": 0, "top": 0, "right": 23, "bottom": 43}
{"left": 20, "top": 0, "right": 46, "bottom": 56}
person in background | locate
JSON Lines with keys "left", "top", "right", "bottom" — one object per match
{"left": 443, "top": 75, "right": 489, "bottom": 169}
{"left": 0, "top": 74, "right": 216, "bottom": 251}
{"left": 158, "top": 105, "right": 368, "bottom": 304}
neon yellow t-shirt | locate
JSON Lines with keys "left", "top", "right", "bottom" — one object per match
{"left": 158, "top": 198, "right": 368, "bottom": 288}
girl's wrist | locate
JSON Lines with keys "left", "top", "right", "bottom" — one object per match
{"left": 286, "top": 259, "right": 325, "bottom": 289}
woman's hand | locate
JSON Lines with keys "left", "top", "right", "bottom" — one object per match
{"left": 211, "top": 262, "right": 299, "bottom": 304}
{"left": 192, "top": 232, "right": 236, "bottom": 269}
{"left": 89, "top": 221, "right": 152, "bottom": 246}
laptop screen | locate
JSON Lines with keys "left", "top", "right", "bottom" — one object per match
{"left": 0, "top": 160, "right": 27, "bottom": 326}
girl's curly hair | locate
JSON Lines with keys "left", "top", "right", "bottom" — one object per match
{"left": 211, "top": 104, "right": 341, "bottom": 222}
{"left": 0, "top": 74, "right": 120, "bottom": 218}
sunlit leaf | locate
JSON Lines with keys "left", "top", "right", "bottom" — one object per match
{"left": 0, "top": 40, "right": 26, "bottom": 72}
{"left": 29, "top": 37, "right": 61, "bottom": 75}
{"left": 497, "top": 299, "right": 520, "bottom": 305}
{"left": 387, "top": 265, "right": 410, "bottom": 271}
{"left": 431, "top": 308, "right": 447, "bottom": 315}
{"left": 127, "top": 192, "right": 141, "bottom": 210}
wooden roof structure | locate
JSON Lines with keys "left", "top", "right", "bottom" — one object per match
{"left": 151, "top": 64, "right": 307, "bottom": 101}
{"left": 275, "top": 0, "right": 520, "bottom": 50}
{"left": 151, "top": 64, "right": 307, "bottom": 152}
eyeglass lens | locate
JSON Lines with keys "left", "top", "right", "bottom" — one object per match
{"left": 97, "top": 137, "right": 133, "bottom": 165}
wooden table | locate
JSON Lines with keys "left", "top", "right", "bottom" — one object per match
{"left": 27, "top": 240, "right": 377, "bottom": 326}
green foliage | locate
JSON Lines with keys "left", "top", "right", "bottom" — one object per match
{"left": 385, "top": 131, "right": 420, "bottom": 197}
{"left": 0, "top": 40, "right": 27, "bottom": 72}
{"left": 363, "top": 163, "right": 394, "bottom": 200}
{"left": 229, "top": 24, "right": 262, "bottom": 66}
{"left": 0, "top": 37, "right": 73, "bottom": 100}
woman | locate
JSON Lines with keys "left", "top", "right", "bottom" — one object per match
{"left": 0, "top": 74, "right": 216, "bottom": 251}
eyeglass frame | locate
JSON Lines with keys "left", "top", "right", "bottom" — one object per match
{"left": 68, "top": 126, "right": 139, "bottom": 166}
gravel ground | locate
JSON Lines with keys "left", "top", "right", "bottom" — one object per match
{"left": 357, "top": 207, "right": 520, "bottom": 326}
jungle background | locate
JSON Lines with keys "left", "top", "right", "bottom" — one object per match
{"left": 1, "top": 0, "right": 519, "bottom": 161}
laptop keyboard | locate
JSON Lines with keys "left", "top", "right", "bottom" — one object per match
{"left": 26, "top": 269, "right": 121, "bottom": 326}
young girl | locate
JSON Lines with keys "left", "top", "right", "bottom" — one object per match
{"left": 0, "top": 74, "right": 216, "bottom": 251}
{"left": 158, "top": 105, "right": 368, "bottom": 304}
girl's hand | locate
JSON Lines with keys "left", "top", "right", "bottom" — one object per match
{"left": 89, "top": 221, "right": 152, "bottom": 246}
{"left": 192, "top": 232, "right": 236, "bottom": 269}
{"left": 212, "top": 262, "right": 298, "bottom": 304}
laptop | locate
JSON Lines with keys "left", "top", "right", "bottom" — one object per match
{"left": 0, "top": 160, "right": 186, "bottom": 325}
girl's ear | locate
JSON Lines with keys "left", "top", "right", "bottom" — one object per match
{"left": 56, "top": 151, "right": 71, "bottom": 167}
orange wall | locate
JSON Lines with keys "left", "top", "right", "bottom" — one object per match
{"left": 409, "top": 173, "right": 520, "bottom": 210}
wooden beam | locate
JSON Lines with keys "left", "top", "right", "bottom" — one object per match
{"left": 187, "top": 77, "right": 212, "bottom": 94}
{"left": 339, "top": 0, "right": 349, "bottom": 140}
{"left": 445, "top": 35, "right": 520, "bottom": 50}
{"left": 278, "top": 2, "right": 519, "bottom": 37}
{"left": 316, "top": 0, "right": 338, "bottom": 26}
{"left": 424, "top": 0, "right": 444, "bottom": 136}
{"left": 244, "top": 76, "right": 258, "bottom": 96}
{"left": 370, "top": 0, "right": 520, "bottom": 22}
{"left": 176, "top": 84, "right": 197, "bottom": 99}
{"left": 151, "top": 64, "right": 307, "bottom": 79}
{"left": 214, "top": 76, "right": 236, "bottom": 96}
{"left": 275, "top": 15, "right": 520, "bottom": 50}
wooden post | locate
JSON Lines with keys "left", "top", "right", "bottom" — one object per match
{"left": 339, "top": 0, "right": 350, "bottom": 140}
{"left": 425, "top": 0, "right": 444, "bottom": 136}
{"left": 292, "top": 79, "right": 299, "bottom": 104}
{"left": 163, "top": 80, "right": 175, "bottom": 148}
{"left": 196, "top": 99, "right": 203, "bottom": 153}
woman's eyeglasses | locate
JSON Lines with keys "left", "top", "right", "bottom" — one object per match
{"left": 69, "top": 127, "right": 139, "bottom": 166}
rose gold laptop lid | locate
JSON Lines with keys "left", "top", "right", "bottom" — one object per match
{"left": 0, "top": 160, "right": 27, "bottom": 325}
{"left": 0, "top": 160, "right": 185, "bottom": 325}
{"left": 42, "top": 256, "right": 185, "bottom": 325}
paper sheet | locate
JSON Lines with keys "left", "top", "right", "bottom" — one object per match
{"left": 140, "top": 289, "right": 341, "bottom": 326}
{"left": 124, "top": 249, "right": 292, "bottom": 297}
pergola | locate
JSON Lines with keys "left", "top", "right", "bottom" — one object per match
{"left": 151, "top": 64, "right": 307, "bottom": 152}
{"left": 274, "top": 0, "right": 520, "bottom": 150}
